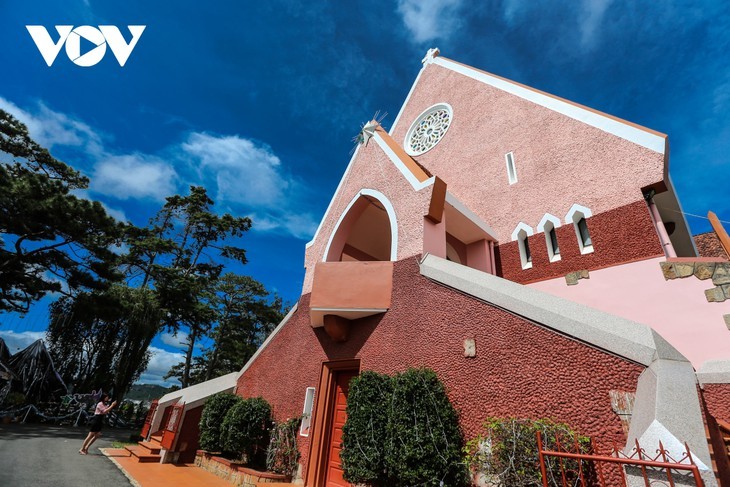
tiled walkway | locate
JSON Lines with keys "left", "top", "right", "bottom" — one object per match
{"left": 102, "top": 449, "right": 232, "bottom": 487}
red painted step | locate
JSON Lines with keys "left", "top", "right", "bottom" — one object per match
{"left": 125, "top": 444, "right": 162, "bottom": 463}
{"left": 137, "top": 441, "right": 161, "bottom": 455}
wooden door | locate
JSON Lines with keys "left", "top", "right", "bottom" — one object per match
{"left": 324, "top": 371, "right": 356, "bottom": 486}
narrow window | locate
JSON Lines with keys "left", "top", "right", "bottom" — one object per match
{"left": 299, "top": 387, "right": 315, "bottom": 436}
{"left": 577, "top": 217, "right": 592, "bottom": 247}
{"left": 518, "top": 230, "right": 532, "bottom": 269}
{"left": 505, "top": 152, "right": 517, "bottom": 184}
{"left": 566, "top": 204, "right": 594, "bottom": 255}
{"left": 549, "top": 227, "right": 560, "bottom": 255}
{"left": 545, "top": 223, "right": 561, "bottom": 262}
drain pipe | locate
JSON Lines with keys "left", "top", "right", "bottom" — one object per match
{"left": 645, "top": 190, "right": 677, "bottom": 258}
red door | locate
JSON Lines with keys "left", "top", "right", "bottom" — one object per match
{"left": 324, "top": 371, "right": 357, "bottom": 487}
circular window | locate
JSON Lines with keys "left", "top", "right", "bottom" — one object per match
{"left": 404, "top": 103, "right": 453, "bottom": 156}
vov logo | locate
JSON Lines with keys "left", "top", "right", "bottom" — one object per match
{"left": 26, "top": 25, "right": 146, "bottom": 67}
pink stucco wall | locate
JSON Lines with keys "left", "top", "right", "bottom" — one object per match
{"left": 238, "top": 258, "right": 643, "bottom": 481}
{"left": 529, "top": 256, "right": 730, "bottom": 367}
{"left": 302, "top": 141, "right": 434, "bottom": 294}
{"left": 390, "top": 63, "right": 665, "bottom": 242}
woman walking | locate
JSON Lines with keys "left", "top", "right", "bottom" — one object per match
{"left": 79, "top": 393, "right": 117, "bottom": 455}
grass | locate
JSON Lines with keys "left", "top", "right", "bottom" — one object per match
{"left": 111, "top": 440, "right": 137, "bottom": 448}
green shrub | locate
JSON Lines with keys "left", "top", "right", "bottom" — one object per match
{"left": 2, "top": 392, "right": 26, "bottom": 408}
{"left": 199, "top": 392, "right": 242, "bottom": 453}
{"left": 221, "top": 396, "right": 273, "bottom": 467}
{"left": 266, "top": 416, "right": 301, "bottom": 477}
{"left": 341, "top": 368, "right": 468, "bottom": 487}
{"left": 341, "top": 371, "right": 392, "bottom": 486}
{"left": 465, "top": 417, "right": 593, "bottom": 486}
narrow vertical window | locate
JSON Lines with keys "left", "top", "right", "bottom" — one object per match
{"left": 566, "top": 204, "right": 594, "bottom": 255}
{"left": 505, "top": 152, "right": 517, "bottom": 184}
{"left": 545, "top": 223, "right": 561, "bottom": 262}
{"left": 299, "top": 387, "right": 315, "bottom": 436}
{"left": 518, "top": 230, "right": 532, "bottom": 269}
{"left": 577, "top": 218, "right": 592, "bottom": 247}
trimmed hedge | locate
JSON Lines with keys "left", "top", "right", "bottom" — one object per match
{"left": 199, "top": 392, "right": 242, "bottom": 452}
{"left": 341, "top": 368, "right": 467, "bottom": 487}
{"left": 465, "top": 417, "right": 593, "bottom": 486}
{"left": 221, "top": 396, "right": 273, "bottom": 467}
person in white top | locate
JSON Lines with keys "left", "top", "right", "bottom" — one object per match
{"left": 79, "top": 393, "right": 117, "bottom": 455}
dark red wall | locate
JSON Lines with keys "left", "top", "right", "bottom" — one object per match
{"left": 703, "top": 384, "right": 730, "bottom": 423}
{"left": 236, "top": 258, "right": 644, "bottom": 479}
{"left": 496, "top": 200, "right": 663, "bottom": 284}
{"left": 176, "top": 405, "right": 204, "bottom": 464}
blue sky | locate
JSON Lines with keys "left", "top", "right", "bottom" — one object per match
{"left": 1, "top": 0, "right": 728, "bottom": 385}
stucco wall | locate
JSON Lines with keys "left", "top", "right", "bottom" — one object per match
{"left": 497, "top": 200, "right": 663, "bottom": 283}
{"left": 390, "top": 63, "right": 665, "bottom": 242}
{"left": 703, "top": 384, "right": 730, "bottom": 424}
{"left": 302, "top": 141, "right": 434, "bottom": 294}
{"left": 237, "top": 258, "right": 643, "bottom": 479}
{"left": 529, "top": 257, "right": 730, "bottom": 367}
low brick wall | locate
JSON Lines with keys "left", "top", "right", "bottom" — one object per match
{"left": 195, "top": 451, "right": 290, "bottom": 486}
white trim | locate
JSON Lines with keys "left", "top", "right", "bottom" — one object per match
{"left": 565, "top": 204, "right": 594, "bottom": 255}
{"left": 445, "top": 192, "right": 500, "bottom": 241}
{"left": 389, "top": 66, "right": 427, "bottom": 136}
{"left": 310, "top": 307, "right": 389, "bottom": 313}
{"left": 322, "top": 188, "right": 398, "bottom": 262}
{"left": 510, "top": 222, "right": 534, "bottom": 241}
{"left": 236, "top": 303, "right": 299, "bottom": 381}
{"left": 432, "top": 57, "right": 666, "bottom": 154}
{"left": 372, "top": 131, "right": 435, "bottom": 191}
{"left": 564, "top": 203, "right": 593, "bottom": 223}
{"left": 306, "top": 145, "right": 362, "bottom": 249}
{"left": 537, "top": 213, "right": 562, "bottom": 232}
{"left": 403, "top": 102, "right": 454, "bottom": 156}
{"left": 505, "top": 151, "right": 518, "bottom": 184}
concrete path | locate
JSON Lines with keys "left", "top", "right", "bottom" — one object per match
{"left": 0, "top": 423, "right": 134, "bottom": 486}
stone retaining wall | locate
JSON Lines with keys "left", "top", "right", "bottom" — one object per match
{"left": 195, "top": 451, "right": 290, "bottom": 487}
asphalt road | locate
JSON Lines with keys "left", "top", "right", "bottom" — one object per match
{"left": 0, "top": 423, "right": 134, "bottom": 486}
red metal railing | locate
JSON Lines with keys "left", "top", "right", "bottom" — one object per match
{"left": 140, "top": 399, "right": 158, "bottom": 439}
{"left": 536, "top": 431, "right": 705, "bottom": 487}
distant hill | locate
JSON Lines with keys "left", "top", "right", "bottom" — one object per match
{"left": 125, "top": 384, "right": 177, "bottom": 402}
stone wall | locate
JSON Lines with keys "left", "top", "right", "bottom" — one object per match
{"left": 661, "top": 260, "right": 730, "bottom": 309}
{"left": 195, "top": 452, "right": 290, "bottom": 486}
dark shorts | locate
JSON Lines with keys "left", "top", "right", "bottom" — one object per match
{"left": 89, "top": 415, "right": 104, "bottom": 433}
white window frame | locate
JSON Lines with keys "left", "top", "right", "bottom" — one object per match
{"left": 537, "top": 213, "right": 562, "bottom": 263}
{"left": 505, "top": 152, "right": 518, "bottom": 185}
{"left": 299, "top": 387, "right": 316, "bottom": 436}
{"left": 511, "top": 222, "right": 534, "bottom": 269}
{"left": 565, "top": 204, "right": 594, "bottom": 255}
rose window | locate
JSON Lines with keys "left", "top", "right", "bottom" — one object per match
{"left": 405, "top": 104, "right": 453, "bottom": 156}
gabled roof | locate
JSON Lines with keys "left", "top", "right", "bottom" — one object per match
{"left": 391, "top": 50, "right": 668, "bottom": 154}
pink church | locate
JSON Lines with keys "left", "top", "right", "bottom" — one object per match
{"left": 142, "top": 49, "right": 730, "bottom": 486}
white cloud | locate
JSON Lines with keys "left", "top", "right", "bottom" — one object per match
{"left": 579, "top": 0, "right": 615, "bottom": 50}
{"left": 182, "top": 132, "right": 287, "bottom": 208}
{"left": 136, "top": 346, "right": 184, "bottom": 387}
{"left": 92, "top": 153, "right": 178, "bottom": 201}
{"left": 396, "top": 0, "right": 464, "bottom": 44}
{"left": 160, "top": 332, "right": 189, "bottom": 350}
{"left": 0, "top": 330, "right": 46, "bottom": 355}
{"left": 251, "top": 212, "right": 318, "bottom": 240}
{"left": 0, "top": 96, "right": 103, "bottom": 156}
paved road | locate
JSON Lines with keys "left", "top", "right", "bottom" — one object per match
{"left": 0, "top": 423, "right": 135, "bottom": 486}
